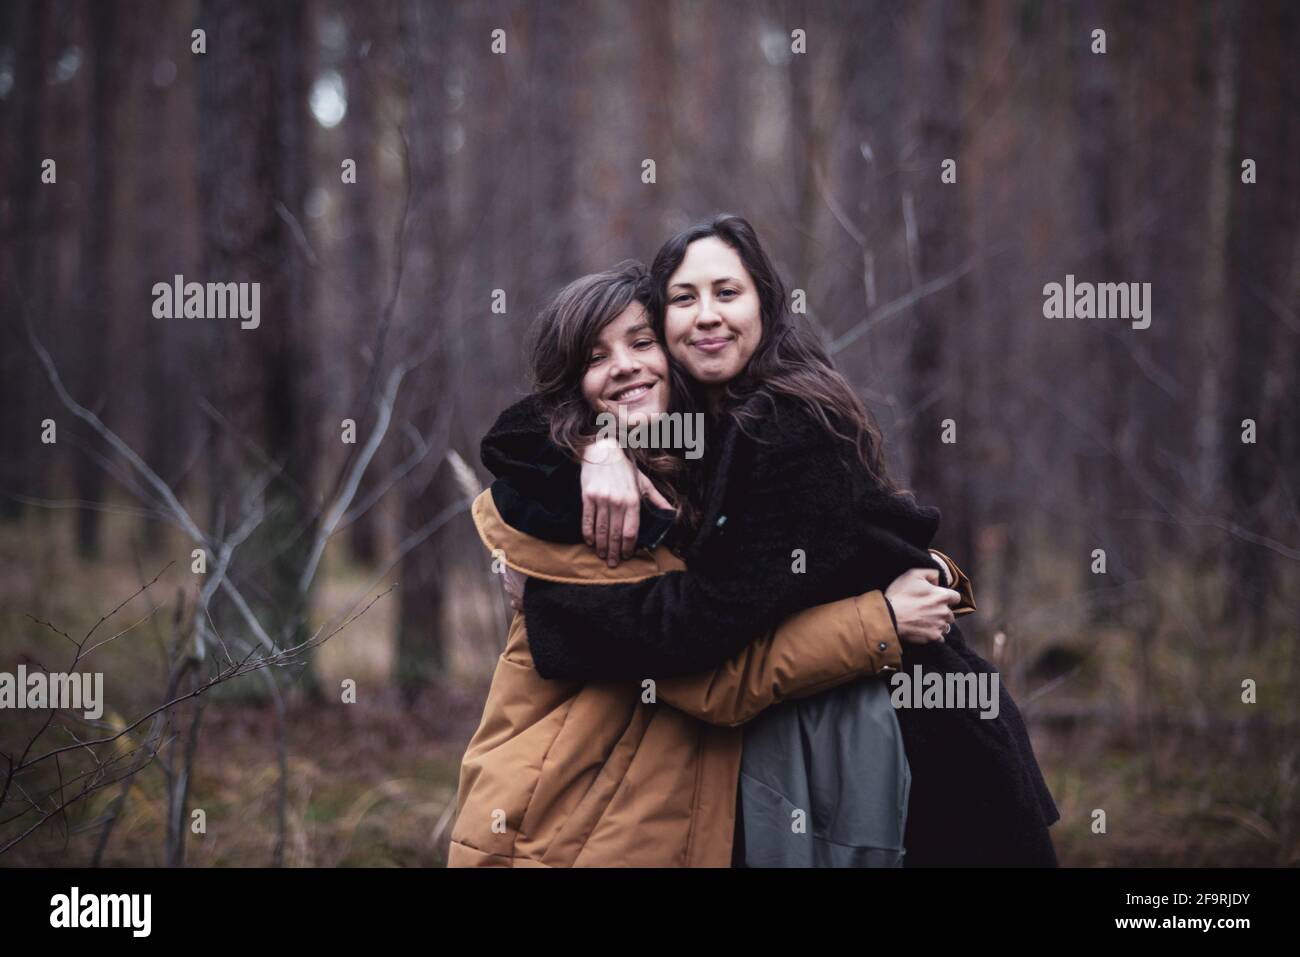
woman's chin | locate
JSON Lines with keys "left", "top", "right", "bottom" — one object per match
{"left": 689, "top": 364, "right": 739, "bottom": 386}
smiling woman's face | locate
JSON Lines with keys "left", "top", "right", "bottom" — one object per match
{"left": 662, "top": 236, "right": 761, "bottom": 388}
{"left": 580, "top": 304, "right": 669, "bottom": 426}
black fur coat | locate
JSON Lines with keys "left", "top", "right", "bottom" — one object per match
{"left": 482, "top": 394, "right": 1059, "bottom": 866}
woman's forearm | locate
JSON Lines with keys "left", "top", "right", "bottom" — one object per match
{"left": 652, "top": 590, "right": 901, "bottom": 726}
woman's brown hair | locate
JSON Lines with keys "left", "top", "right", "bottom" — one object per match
{"left": 528, "top": 260, "right": 700, "bottom": 527}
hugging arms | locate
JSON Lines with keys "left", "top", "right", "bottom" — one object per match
{"left": 490, "top": 390, "right": 967, "bottom": 683}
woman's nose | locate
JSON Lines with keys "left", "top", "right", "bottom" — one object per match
{"left": 696, "top": 298, "right": 722, "bottom": 327}
{"left": 611, "top": 348, "right": 640, "bottom": 375}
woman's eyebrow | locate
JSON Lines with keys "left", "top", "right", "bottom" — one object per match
{"left": 625, "top": 322, "right": 652, "bottom": 336}
{"left": 670, "top": 276, "right": 741, "bottom": 289}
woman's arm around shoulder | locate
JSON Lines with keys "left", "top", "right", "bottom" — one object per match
{"left": 524, "top": 398, "right": 874, "bottom": 680}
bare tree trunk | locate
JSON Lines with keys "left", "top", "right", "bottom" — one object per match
{"left": 395, "top": 0, "right": 453, "bottom": 698}
{"left": 788, "top": 0, "right": 822, "bottom": 288}
{"left": 1225, "top": 0, "right": 1295, "bottom": 642}
{"left": 633, "top": 0, "right": 677, "bottom": 220}
{"left": 342, "top": 0, "right": 387, "bottom": 566}
{"left": 1068, "top": 0, "right": 1127, "bottom": 627}
{"left": 133, "top": 0, "right": 189, "bottom": 551}
{"left": 901, "top": 0, "right": 974, "bottom": 570}
{"left": 72, "top": 0, "right": 118, "bottom": 558}
{"left": 527, "top": 0, "right": 580, "bottom": 289}
{"left": 196, "top": 0, "right": 318, "bottom": 688}
{"left": 0, "top": 0, "right": 46, "bottom": 523}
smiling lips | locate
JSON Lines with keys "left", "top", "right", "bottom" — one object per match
{"left": 608, "top": 381, "right": 656, "bottom": 403}
{"left": 691, "top": 336, "right": 733, "bottom": 354}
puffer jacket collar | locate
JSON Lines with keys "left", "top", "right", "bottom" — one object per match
{"left": 472, "top": 489, "right": 685, "bottom": 586}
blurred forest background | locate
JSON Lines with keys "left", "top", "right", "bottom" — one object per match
{"left": 1, "top": 0, "right": 1297, "bottom": 867}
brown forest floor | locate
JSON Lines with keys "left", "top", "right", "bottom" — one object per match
{"left": 6, "top": 688, "right": 1293, "bottom": 867}
{"left": 2, "top": 510, "right": 1296, "bottom": 867}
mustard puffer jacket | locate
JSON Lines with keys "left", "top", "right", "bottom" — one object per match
{"left": 447, "top": 490, "right": 902, "bottom": 867}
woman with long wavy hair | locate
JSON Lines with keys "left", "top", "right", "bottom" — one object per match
{"left": 450, "top": 260, "right": 945, "bottom": 866}
{"left": 507, "top": 216, "right": 1060, "bottom": 866}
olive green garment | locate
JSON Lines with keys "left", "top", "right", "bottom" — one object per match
{"left": 736, "top": 676, "right": 910, "bottom": 867}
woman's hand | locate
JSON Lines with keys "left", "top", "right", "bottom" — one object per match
{"left": 580, "top": 437, "right": 671, "bottom": 567}
{"left": 885, "top": 567, "right": 962, "bottom": 644}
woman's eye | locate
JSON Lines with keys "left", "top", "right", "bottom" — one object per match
{"left": 588, "top": 354, "right": 605, "bottom": 366}
{"left": 719, "top": 288, "right": 737, "bottom": 298}
{"left": 670, "top": 294, "right": 692, "bottom": 305}
{"left": 633, "top": 339, "right": 655, "bottom": 349}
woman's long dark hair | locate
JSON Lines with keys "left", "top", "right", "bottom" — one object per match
{"left": 649, "top": 214, "right": 899, "bottom": 494}
{"left": 528, "top": 260, "right": 701, "bottom": 527}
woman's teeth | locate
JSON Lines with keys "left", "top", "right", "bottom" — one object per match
{"left": 612, "top": 384, "right": 652, "bottom": 401}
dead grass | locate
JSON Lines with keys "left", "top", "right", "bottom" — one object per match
{"left": 2, "top": 506, "right": 1296, "bottom": 866}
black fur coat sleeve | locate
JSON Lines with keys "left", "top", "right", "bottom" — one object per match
{"left": 518, "top": 397, "right": 942, "bottom": 680}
